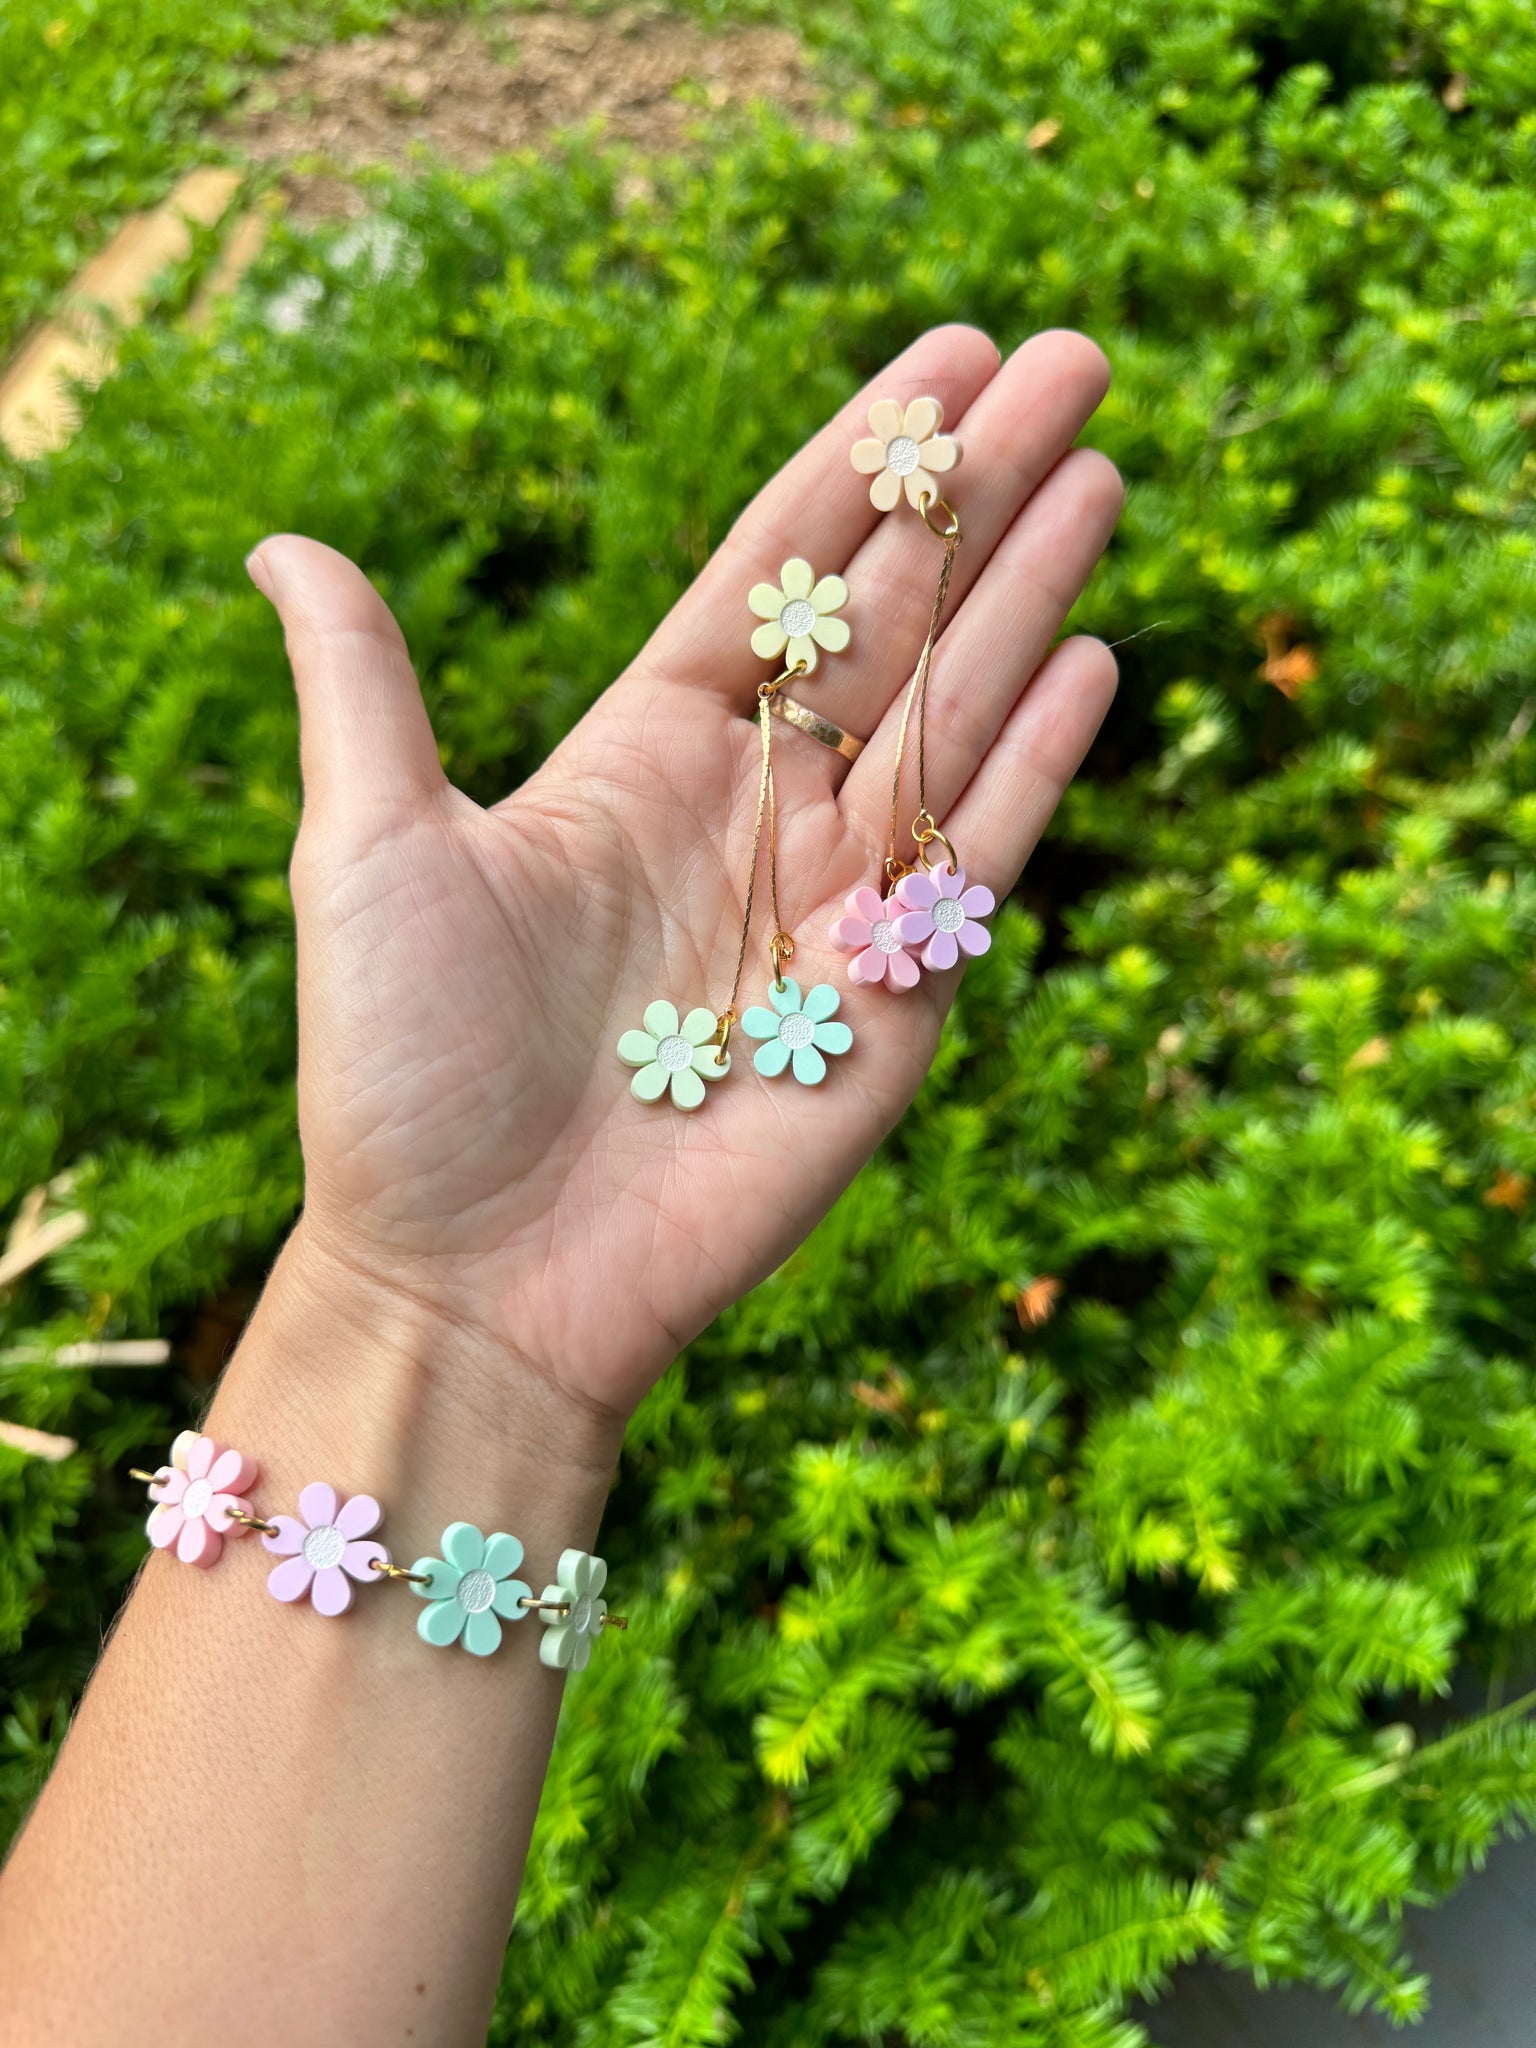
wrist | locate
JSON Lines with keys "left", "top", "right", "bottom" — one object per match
{"left": 202, "top": 1223, "right": 623, "bottom": 1558}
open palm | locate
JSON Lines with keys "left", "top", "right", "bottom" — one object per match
{"left": 254, "top": 325, "right": 1121, "bottom": 1424}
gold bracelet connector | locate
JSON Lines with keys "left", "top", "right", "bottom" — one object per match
{"left": 222, "top": 1505, "right": 280, "bottom": 1538}
{"left": 369, "top": 1558, "right": 434, "bottom": 1587}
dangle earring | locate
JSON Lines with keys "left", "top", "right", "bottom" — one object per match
{"left": 832, "top": 397, "right": 996, "bottom": 990}
{"left": 615, "top": 558, "right": 856, "bottom": 1111}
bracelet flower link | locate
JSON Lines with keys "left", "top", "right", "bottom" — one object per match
{"left": 129, "top": 1434, "right": 623, "bottom": 1668}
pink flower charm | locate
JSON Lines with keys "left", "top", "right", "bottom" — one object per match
{"left": 894, "top": 865, "right": 996, "bottom": 971}
{"left": 830, "top": 885, "right": 921, "bottom": 991}
{"left": 262, "top": 1483, "right": 389, "bottom": 1616}
{"left": 146, "top": 1430, "right": 259, "bottom": 1568}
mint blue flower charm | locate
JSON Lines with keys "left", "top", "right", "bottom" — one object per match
{"left": 410, "top": 1522, "right": 531, "bottom": 1657}
{"left": 741, "top": 978, "right": 853, "bottom": 1086}
{"left": 537, "top": 1548, "right": 609, "bottom": 1671}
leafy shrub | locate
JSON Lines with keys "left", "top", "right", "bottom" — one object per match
{"left": 5, "top": 0, "right": 1536, "bottom": 2040}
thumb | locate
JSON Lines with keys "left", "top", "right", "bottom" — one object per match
{"left": 247, "top": 534, "right": 446, "bottom": 817}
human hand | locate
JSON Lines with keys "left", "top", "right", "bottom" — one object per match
{"left": 247, "top": 325, "right": 1121, "bottom": 1431}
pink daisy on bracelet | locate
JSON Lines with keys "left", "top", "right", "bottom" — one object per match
{"left": 830, "top": 885, "right": 921, "bottom": 991}
{"left": 893, "top": 865, "right": 995, "bottom": 971}
{"left": 262, "top": 1482, "right": 390, "bottom": 1616}
{"left": 145, "top": 1430, "right": 259, "bottom": 1568}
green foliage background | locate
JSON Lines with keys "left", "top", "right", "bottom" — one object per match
{"left": 5, "top": 0, "right": 1536, "bottom": 2039}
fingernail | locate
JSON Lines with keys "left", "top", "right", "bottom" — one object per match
{"left": 245, "top": 546, "right": 275, "bottom": 600}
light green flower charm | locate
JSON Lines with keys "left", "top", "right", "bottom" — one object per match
{"left": 741, "top": 978, "right": 853, "bottom": 1086}
{"left": 537, "top": 1548, "right": 608, "bottom": 1672}
{"left": 410, "top": 1522, "right": 531, "bottom": 1657}
{"left": 617, "top": 999, "right": 729, "bottom": 1111}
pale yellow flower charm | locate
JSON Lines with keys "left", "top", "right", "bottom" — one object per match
{"left": 747, "top": 558, "right": 850, "bottom": 673}
{"left": 850, "top": 396, "right": 960, "bottom": 512}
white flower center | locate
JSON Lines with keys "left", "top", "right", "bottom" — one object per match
{"left": 778, "top": 1011, "right": 816, "bottom": 1049}
{"left": 302, "top": 1523, "right": 347, "bottom": 1570}
{"left": 779, "top": 597, "right": 817, "bottom": 639}
{"left": 569, "top": 1594, "right": 594, "bottom": 1634}
{"left": 931, "top": 896, "right": 966, "bottom": 933}
{"left": 655, "top": 1034, "right": 693, "bottom": 1072}
{"left": 181, "top": 1477, "right": 213, "bottom": 1520}
{"left": 871, "top": 918, "right": 903, "bottom": 955}
{"left": 456, "top": 1568, "right": 496, "bottom": 1613}
{"left": 886, "top": 434, "right": 921, "bottom": 476}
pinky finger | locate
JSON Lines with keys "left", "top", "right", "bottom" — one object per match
{"left": 943, "top": 635, "right": 1119, "bottom": 890}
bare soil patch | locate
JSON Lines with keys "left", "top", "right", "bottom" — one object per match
{"left": 221, "top": 3, "right": 836, "bottom": 221}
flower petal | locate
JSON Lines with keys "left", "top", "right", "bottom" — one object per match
{"left": 788, "top": 634, "right": 818, "bottom": 674}
{"left": 539, "top": 1620, "right": 576, "bottom": 1669}
{"left": 692, "top": 1042, "right": 729, "bottom": 1079}
{"left": 895, "top": 869, "right": 939, "bottom": 911}
{"left": 923, "top": 927, "right": 960, "bottom": 971}
{"left": 463, "top": 1609, "right": 503, "bottom": 1657}
{"left": 885, "top": 949, "right": 922, "bottom": 991}
{"left": 335, "top": 1492, "right": 382, "bottom": 1539}
{"left": 311, "top": 1564, "right": 355, "bottom": 1617}
{"left": 585, "top": 1556, "right": 608, "bottom": 1598}
{"left": 869, "top": 467, "right": 902, "bottom": 511}
{"left": 617, "top": 1029, "right": 658, "bottom": 1066}
{"left": 792, "top": 1042, "right": 828, "bottom": 1086}
{"left": 680, "top": 1007, "right": 718, "bottom": 1046}
{"left": 643, "top": 999, "right": 679, "bottom": 1040}
{"left": 569, "top": 1633, "right": 593, "bottom": 1673}
{"left": 169, "top": 1429, "right": 199, "bottom": 1470}
{"left": 630, "top": 1061, "right": 669, "bottom": 1103}
{"left": 409, "top": 1557, "right": 458, "bottom": 1600}
{"left": 751, "top": 620, "right": 789, "bottom": 661}
{"left": 850, "top": 436, "right": 887, "bottom": 474}
{"left": 919, "top": 434, "right": 959, "bottom": 473}
{"left": 748, "top": 581, "right": 785, "bottom": 619}
{"left": 867, "top": 398, "right": 902, "bottom": 442}
{"left": 769, "top": 977, "right": 803, "bottom": 1016}
{"left": 208, "top": 1492, "right": 252, "bottom": 1535}
{"left": 482, "top": 1530, "right": 525, "bottom": 1581}
{"left": 418, "top": 1597, "right": 468, "bottom": 1648}
{"left": 812, "top": 1020, "right": 853, "bottom": 1056}
{"left": 830, "top": 915, "right": 871, "bottom": 950}
{"left": 810, "top": 574, "right": 848, "bottom": 616}
{"left": 267, "top": 1554, "right": 316, "bottom": 1604}
{"left": 492, "top": 1575, "right": 532, "bottom": 1620}
{"left": 298, "top": 1482, "right": 336, "bottom": 1532}
{"left": 741, "top": 1005, "right": 781, "bottom": 1040}
{"left": 848, "top": 947, "right": 887, "bottom": 985}
{"left": 206, "top": 1446, "right": 257, "bottom": 1494}
{"left": 442, "top": 1522, "right": 486, "bottom": 1573}
{"left": 670, "top": 1066, "right": 706, "bottom": 1111}
{"left": 850, "top": 886, "right": 886, "bottom": 924}
{"left": 904, "top": 467, "right": 937, "bottom": 511}
{"left": 810, "top": 614, "right": 850, "bottom": 654}
{"left": 185, "top": 1436, "right": 215, "bottom": 1482}
{"left": 177, "top": 1515, "right": 222, "bottom": 1567}
{"left": 147, "top": 1503, "right": 185, "bottom": 1550}
{"left": 342, "top": 1539, "right": 388, "bottom": 1582}
{"left": 902, "top": 396, "right": 943, "bottom": 441}
{"left": 780, "top": 557, "right": 814, "bottom": 600}
{"left": 934, "top": 863, "right": 966, "bottom": 898}
{"left": 802, "top": 982, "right": 840, "bottom": 1023}
{"left": 894, "top": 910, "right": 935, "bottom": 944}
{"left": 261, "top": 1514, "right": 307, "bottom": 1557}
{"left": 754, "top": 1038, "right": 792, "bottom": 1078}
{"left": 960, "top": 884, "right": 996, "bottom": 918}
{"left": 562, "top": 1550, "right": 592, "bottom": 1597}
{"left": 957, "top": 918, "right": 993, "bottom": 957}
{"left": 150, "top": 1467, "right": 188, "bottom": 1506}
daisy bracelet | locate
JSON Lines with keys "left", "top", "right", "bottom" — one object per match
{"left": 130, "top": 1429, "right": 624, "bottom": 1670}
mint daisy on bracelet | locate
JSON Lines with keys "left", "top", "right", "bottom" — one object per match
{"left": 410, "top": 1522, "right": 532, "bottom": 1657}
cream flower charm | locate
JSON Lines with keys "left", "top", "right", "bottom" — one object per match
{"left": 618, "top": 1000, "right": 730, "bottom": 1111}
{"left": 537, "top": 1548, "right": 609, "bottom": 1672}
{"left": 851, "top": 396, "right": 960, "bottom": 512}
{"left": 748, "top": 558, "right": 850, "bottom": 673}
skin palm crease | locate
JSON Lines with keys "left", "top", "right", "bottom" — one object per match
{"left": 273, "top": 324, "right": 1123, "bottom": 1420}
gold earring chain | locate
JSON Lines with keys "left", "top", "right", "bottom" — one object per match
{"left": 718, "top": 665, "right": 800, "bottom": 1054}
{"left": 885, "top": 496, "right": 961, "bottom": 886}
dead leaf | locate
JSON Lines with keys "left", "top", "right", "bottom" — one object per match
{"left": 1017, "top": 1276, "right": 1062, "bottom": 1329}
{"left": 1485, "top": 1170, "right": 1530, "bottom": 1212}
{"left": 1027, "top": 117, "right": 1061, "bottom": 150}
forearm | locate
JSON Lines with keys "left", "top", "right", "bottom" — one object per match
{"left": 0, "top": 1225, "right": 622, "bottom": 2047}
